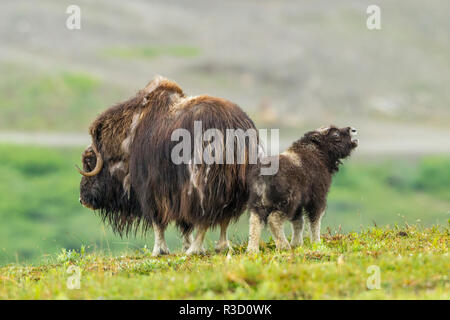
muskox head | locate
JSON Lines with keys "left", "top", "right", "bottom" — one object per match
{"left": 304, "top": 126, "right": 358, "bottom": 170}
{"left": 77, "top": 142, "right": 142, "bottom": 235}
{"left": 77, "top": 143, "right": 107, "bottom": 210}
{"left": 75, "top": 76, "right": 183, "bottom": 235}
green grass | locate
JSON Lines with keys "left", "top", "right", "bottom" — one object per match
{"left": 0, "top": 225, "right": 447, "bottom": 299}
{"left": 102, "top": 46, "right": 200, "bottom": 59}
{"left": 0, "top": 144, "right": 448, "bottom": 266}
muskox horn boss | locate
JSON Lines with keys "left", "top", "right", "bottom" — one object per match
{"left": 76, "top": 144, "right": 104, "bottom": 177}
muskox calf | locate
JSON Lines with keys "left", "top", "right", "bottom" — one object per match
{"left": 246, "top": 126, "right": 358, "bottom": 252}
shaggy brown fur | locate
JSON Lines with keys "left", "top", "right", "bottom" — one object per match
{"left": 246, "top": 126, "right": 358, "bottom": 252}
{"left": 79, "top": 76, "right": 257, "bottom": 255}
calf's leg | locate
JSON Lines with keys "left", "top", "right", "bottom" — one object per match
{"left": 308, "top": 209, "right": 325, "bottom": 244}
{"left": 290, "top": 215, "right": 305, "bottom": 247}
{"left": 268, "top": 211, "right": 291, "bottom": 250}
{"left": 247, "top": 211, "right": 264, "bottom": 253}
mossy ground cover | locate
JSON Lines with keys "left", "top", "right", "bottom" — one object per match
{"left": 0, "top": 225, "right": 447, "bottom": 299}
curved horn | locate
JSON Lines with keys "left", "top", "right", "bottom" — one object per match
{"left": 76, "top": 144, "right": 104, "bottom": 177}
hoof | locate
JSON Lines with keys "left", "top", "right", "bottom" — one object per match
{"left": 290, "top": 240, "right": 303, "bottom": 248}
{"left": 186, "top": 248, "right": 206, "bottom": 256}
{"left": 215, "top": 241, "right": 233, "bottom": 253}
{"left": 246, "top": 247, "right": 260, "bottom": 254}
{"left": 186, "top": 244, "right": 206, "bottom": 256}
{"left": 152, "top": 247, "right": 170, "bottom": 257}
{"left": 276, "top": 242, "right": 291, "bottom": 251}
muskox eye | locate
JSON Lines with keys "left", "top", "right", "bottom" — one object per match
{"left": 84, "top": 156, "right": 96, "bottom": 170}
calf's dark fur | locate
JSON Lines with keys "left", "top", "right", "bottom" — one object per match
{"left": 246, "top": 126, "right": 358, "bottom": 252}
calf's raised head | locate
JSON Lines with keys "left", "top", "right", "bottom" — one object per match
{"left": 302, "top": 126, "right": 358, "bottom": 172}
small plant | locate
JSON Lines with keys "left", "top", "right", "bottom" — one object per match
{"left": 130, "top": 256, "right": 187, "bottom": 274}
{"left": 57, "top": 245, "right": 86, "bottom": 264}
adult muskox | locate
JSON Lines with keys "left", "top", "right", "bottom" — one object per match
{"left": 78, "top": 76, "right": 257, "bottom": 255}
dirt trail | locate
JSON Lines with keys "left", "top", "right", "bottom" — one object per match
{"left": 0, "top": 132, "right": 89, "bottom": 148}
{"left": 2, "top": 126, "right": 450, "bottom": 156}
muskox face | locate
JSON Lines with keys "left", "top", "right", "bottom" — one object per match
{"left": 78, "top": 145, "right": 107, "bottom": 210}
{"left": 78, "top": 144, "right": 135, "bottom": 210}
{"left": 78, "top": 144, "right": 124, "bottom": 212}
{"left": 310, "top": 126, "right": 358, "bottom": 159}
{"left": 78, "top": 144, "right": 143, "bottom": 235}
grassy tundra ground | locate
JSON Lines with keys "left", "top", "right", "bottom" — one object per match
{"left": 0, "top": 225, "right": 448, "bottom": 299}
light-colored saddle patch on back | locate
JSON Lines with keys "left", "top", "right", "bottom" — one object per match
{"left": 144, "top": 75, "right": 164, "bottom": 94}
{"left": 169, "top": 94, "right": 199, "bottom": 114}
{"left": 282, "top": 150, "right": 302, "bottom": 167}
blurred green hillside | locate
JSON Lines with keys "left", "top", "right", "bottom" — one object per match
{"left": 0, "top": 144, "right": 448, "bottom": 265}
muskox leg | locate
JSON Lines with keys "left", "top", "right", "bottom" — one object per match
{"left": 186, "top": 226, "right": 208, "bottom": 255}
{"left": 309, "top": 210, "right": 325, "bottom": 244}
{"left": 182, "top": 232, "right": 194, "bottom": 252}
{"left": 152, "top": 222, "right": 170, "bottom": 256}
{"left": 247, "top": 211, "right": 264, "bottom": 253}
{"left": 268, "top": 211, "right": 291, "bottom": 250}
{"left": 290, "top": 215, "right": 304, "bottom": 247}
{"left": 215, "top": 219, "right": 232, "bottom": 252}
